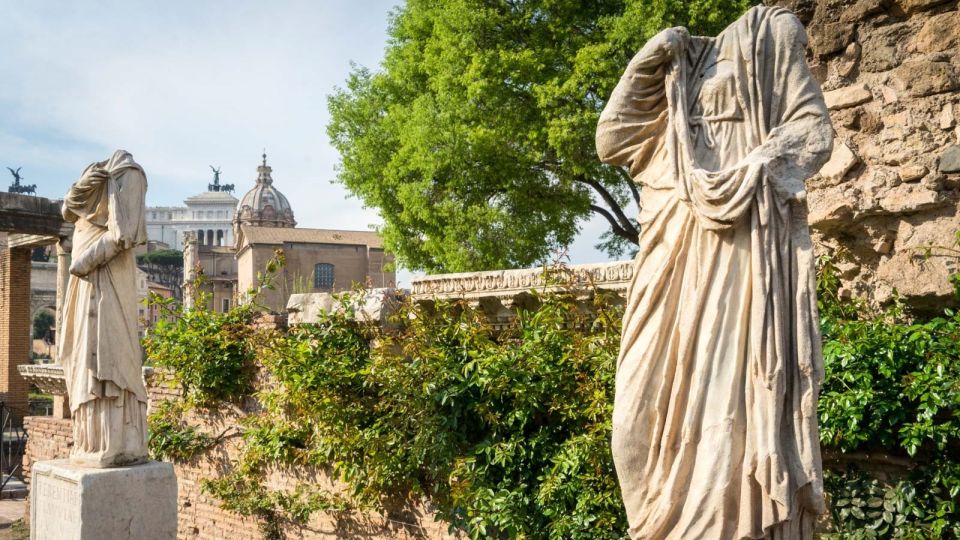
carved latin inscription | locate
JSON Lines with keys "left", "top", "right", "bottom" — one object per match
{"left": 32, "top": 470, "right": 80, "bottom": 539}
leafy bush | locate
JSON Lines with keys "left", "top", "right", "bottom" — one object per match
{"left": 142, "top": 278, "right": 259, "bottom": 407}
{"left": 148, "top": 400, "right": 222, "bottom": 462}
{"left": 244, "top": 291, "right": 626, "bottom": 539}
{"left": 146, "top": 254, "right": 960, "bottom": 539}
{"left": 817, "top": 255, "right": 960, "bottom": 538}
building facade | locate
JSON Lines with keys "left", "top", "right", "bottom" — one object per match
{"left": 145, "top": 176, "right": 238, "bottom": 250}
{"left": 235, "top": 226, "right": 393, "bottom": 312}
{"left": 180, "top": 155, "right": 395, "bottom": 313}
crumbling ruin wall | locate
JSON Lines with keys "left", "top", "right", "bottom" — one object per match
{"left": 777, "top": 0, "right": 960, "bottom": 308}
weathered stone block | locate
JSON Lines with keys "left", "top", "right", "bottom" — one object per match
{"left": 824, "top": 83, "right": 873, "bottom": 110}
{"left": 31, "top": 459, "right": 177, "bottom": 540}
{"left": 912, "top": 11, "right": 960, "bottom": 54}
{"left": 898, "top": 164, "right": 929, "bottom": 182}
{"left": 840, "top": 0, "right": 886, "bottom": 22}
{"left": 941, "top": 103, "right": 956, "bottom": 130}
{"left": 894, "top": 0, "right": 950, "bottom": 13}
{"left": 811, "top": 22, "right": 854, "bottom": 57}
{"left": 859, "top": 23, "right": 908, "bottom": 72}
{"left": 892, "top": 60, "right": 960, "bottom": 98}
{"left": 286, "top": 288, "right": 403, "bottom": 325}
{"left": 818, "top": 140, "right": 860, "bottom": 185}
{"left": 940, "top": 144, "right": 960, "bottom": 173}
{"left": 879, "top": 185, "right": 944, "bottom": 214}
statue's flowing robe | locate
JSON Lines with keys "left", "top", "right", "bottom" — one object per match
{"left": 596, "top": 7, "right": 833, "bottom": 539}
{"left": 59, "top": 150, "right": 149, "bottom": 467}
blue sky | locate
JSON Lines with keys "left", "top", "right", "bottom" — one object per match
{"left": 1, "top": 0, "right": 614, "bottom": 282}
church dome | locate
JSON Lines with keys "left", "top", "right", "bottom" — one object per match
{"left": 234, "top": 154, "right": 296, "bottom": 229}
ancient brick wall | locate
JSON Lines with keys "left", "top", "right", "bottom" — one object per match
{"left": 22, "top": 416, "right": 72, "bottom": 484}
{"left": 1, "top": 240, "right": 35, "bottom": 417}
{"left": 774, "top": 0, "right": 960, "bottom": 308}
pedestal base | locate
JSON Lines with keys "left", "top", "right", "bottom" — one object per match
{"left": 31, "top": 459, "right": 177, "bottom": 540}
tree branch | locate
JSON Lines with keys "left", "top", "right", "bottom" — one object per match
{"left": 575, "top": 175, "right": 638, "bottom": 238}
{"left": 590, "top": 204, "right": 638, "bottom": 244}
{"left": 614, "top": 167, "right": 641, "bottom": 209}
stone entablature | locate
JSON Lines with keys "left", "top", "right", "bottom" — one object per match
{"left": 409, "top": 260, "right": 633, "bottom": 301}
{"left": 18, "top": 365, "right": 67, "bottom": 395}
{"left": 284, "top": 261, "right": 634, "bottom": 329}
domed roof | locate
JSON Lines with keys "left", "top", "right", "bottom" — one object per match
{"left": 234, "top": 154, "right": 296, "bottom": 229}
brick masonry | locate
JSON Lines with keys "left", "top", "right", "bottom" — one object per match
{"left": 1, "top": 242, "right": 35, "bottom": 419}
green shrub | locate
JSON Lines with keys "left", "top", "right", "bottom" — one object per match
{"left": 146, "top": 254, "right": 960, "bottom": 539}
{"left": 142, "top": 279, "right": 258, "bottom": 407}
{"left": 817, "top": 255, "right": 960, "bottom": 539}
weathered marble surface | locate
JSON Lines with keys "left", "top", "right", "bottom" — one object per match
{"left": 287, "top": 288, "right": 403, "bottom": 325}
{"left": 58, "top": 150, "right": 150, "bottom": 468}
{"left": 597, "top": 6, "right": 832, "bottom": 539}
{"left": 31, "top": 459, "right": 176, "bottom": 540}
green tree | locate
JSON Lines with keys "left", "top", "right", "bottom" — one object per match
{"left": 137, "top": 249, "right": 184, "bottom": 298}
{"left": 328, "top": 0, "right": 754, "bottom": 272}
{"left": 32, "top": 310, "right": 54, "bottom": 341}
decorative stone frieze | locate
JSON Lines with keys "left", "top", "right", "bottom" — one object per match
{"left": 18, "top": 364, "right": 67, "bottom": 396}
{"left": 409, "top": 261, "right": 633, "bottom": 328}
{"left": 410, "top": 260, "right": 633, "bottom": 300}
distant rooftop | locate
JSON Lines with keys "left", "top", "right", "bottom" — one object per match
{"left": 184, "top": 191, "right": 239, "bottom": 204}
{"left": 240, "top": 226, "right": 383, "bottom": 249}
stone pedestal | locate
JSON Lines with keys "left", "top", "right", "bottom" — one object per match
{"left": 31, "top": 459, "right": 177, "bottom": 540}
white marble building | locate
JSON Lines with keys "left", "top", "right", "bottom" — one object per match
{"left": 146, "top": 183, "right": 238, "bottom": 250}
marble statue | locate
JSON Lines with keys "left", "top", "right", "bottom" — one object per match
{"left": 59, "top": 150, "right": 150, "bottom": 468}
{"left": 596, "top": 6, "right": 833, "bottom": 539}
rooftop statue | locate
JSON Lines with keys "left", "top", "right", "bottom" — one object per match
{"left": 59, "top": 150, "right": 150, "bottom": 468}
{"left": 208, "top": 165, "right": 235, "bottom": 193}
{"left": 7, "top": 166, "right": 37, "bottom": 195}
{"left": 596, "top": 6, "right": 833, "bottom": 539}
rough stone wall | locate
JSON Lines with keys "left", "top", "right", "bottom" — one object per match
{"left": 21, "top": 375, "right": 456, "bottom": 540}
{"left": 775, "top": 0, "right": 960, "bottom": 308}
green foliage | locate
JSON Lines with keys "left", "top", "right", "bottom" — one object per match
{"left": 147, "top": 252, "right": 960, "bottom": 539}
{"left": 817, "top": 255, "right": 960, "bottom": 538}
{"left": 823, "top": 465, "right": 960, "bottom": 540}
{"left": 142, "top": 295, "right": 256, "bottom": 407}
{"left": 148, "top": 400, "right": 222, "bottom": 462}
{"left": 246, "top": 292, "right": 626, "bottom": 538}
{"left": 137, "top": 249, "right": 184, "bottom": 268}
{"left": 32, "top": 310, "right": 54, "bottom": 339}
{"left": 327, "top": 0, "right": 755, "bottom": 272}
{"left": 202, "top": 472, "right": 349, "bottom": 540}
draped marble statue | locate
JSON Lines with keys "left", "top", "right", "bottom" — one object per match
{"left": 596, "top": 7, "right": 833, "bottom": 539}
{"left": 59, "top": 150, "right": 150, "bottom": 468}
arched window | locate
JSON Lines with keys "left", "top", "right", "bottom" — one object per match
{"left": 217, "top": 230, "right": 224, "bottom": 246}
{"left": 207, "top": 229, "right": 214, "bottom": 245}
{"left": 197, "top": 230, "right": 204, "bottom": 245}
{"left": 314, "top": 263, "right": 334, "bottom": 289}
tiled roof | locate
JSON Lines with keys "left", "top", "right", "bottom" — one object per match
{"left": 240, "top": 226, "right": 384, "bottom": 248}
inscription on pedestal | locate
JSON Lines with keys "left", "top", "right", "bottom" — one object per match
{"left": 32, "top": 470, "right": 80, "bottom": 539}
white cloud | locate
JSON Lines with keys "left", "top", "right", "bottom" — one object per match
{"left": 0, "top": 0, "right": 620, "bottom": 286}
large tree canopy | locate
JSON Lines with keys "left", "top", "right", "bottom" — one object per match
{"left": 328, "top": 0, "right": 754, "bottom": 272}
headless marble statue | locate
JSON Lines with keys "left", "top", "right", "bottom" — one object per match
{"left": 597, "top": 7, "right": 833, "bottom": 539}
{"left": 59, "top": 150, "right": 150, "bottom": 468}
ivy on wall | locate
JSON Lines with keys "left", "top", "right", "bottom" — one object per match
{"left": 144, "top": 248, "right": 960, "bottom": 539}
